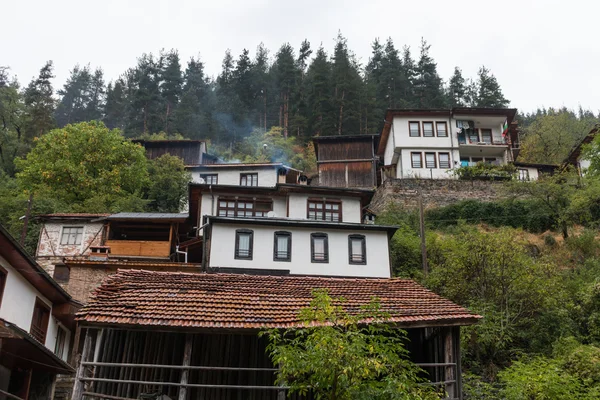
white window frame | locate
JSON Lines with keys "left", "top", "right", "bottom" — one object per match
{"left": 60, "top": 226, "right": 84, "bottom": 246}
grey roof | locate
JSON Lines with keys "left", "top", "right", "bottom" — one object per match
{"left": 106, "top": 212, "right": 189, "bottom": 222}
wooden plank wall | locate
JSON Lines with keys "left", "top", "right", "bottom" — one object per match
{"left": 144, "top": 143, "right": 202, "bottom": 165}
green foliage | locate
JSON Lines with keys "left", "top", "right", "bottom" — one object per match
{"left": 425, "top": 199, "right": 554, "bottom": 233}
{"left": 427, "top": 227, "right": 561, "bottom": 373}
{"left": 505, "top": 169, "right": 582, "bottom": 238}
{"left": 15, "top": 121, "right": 149, "bottom": 207}
{"left": 544, "top": 234, "right": 557, "bottom": 247}
{"left": 499, "top": 357, "right": 585, "bottom": 400}
{"left": 452, "top": 162, "right": 516, "bottom": 181}
{"left": 262, "top": 289, "right": 440, "bottom": 400}
{"left": 519, "top": 109, "right": 598, "bottom": 164}
{"left": 145, "top": 154, "right": 191, "bottom": 212}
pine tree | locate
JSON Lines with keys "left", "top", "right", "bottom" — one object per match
{"left": 400, "top": 46, "right": 417, "bottom": 106}
{"left": 104, "top": 78, "right": 127, "bottom": 130}
{"left": 251, "top": 43, "right": 270, "bottom": 131}
{"left": 273, "top": 43, "right": 298, "bottom": 138}
{"left": 233, "top": 48, "right": 254, "bottom": 120}
{"left": 86, "top": 68, "right": 105, "bottom": 121}
{"left": 331, "top": 33, "right": 362, "bottom": 135}
{"left": 175, "top": 56, "right": 213, "bottom": 139}
{"left": 55, "top": 65, "right": 92, "bottom": 127}
{"left": 160, "top": 50, "right": 183, "bottom": 134}
{"left": 24, "top": 61, "right": 55, "bottom": 139}
{"left": 476, "top": 66, "right": 509, "bottom": 108}
{"left": 413, "top": 39, "right": 446, "bottom": 108}
{"left": 447, "top": 67, "right": 466, "bottom": 107}
{"left": 292, "top": 39, "right": 312, "bottom": 138}
{"left": 306, "top": 46, "right": 333, "bottom": 136}
{"left": 127, "top": 53, "right": 164, "bottom": 135}
{"left": 216, "top": 50, "right": 245, "bottom": 144}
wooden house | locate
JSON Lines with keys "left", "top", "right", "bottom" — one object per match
{"left": 72, "top": 270, "right": 480, "bottom": 400}
{"left": 312, "top": 135, "right": 379, "bottom": 188}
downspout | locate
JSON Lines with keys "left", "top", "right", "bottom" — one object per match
{"left": 449, "top": 111, "right": 456, "bottom": 172}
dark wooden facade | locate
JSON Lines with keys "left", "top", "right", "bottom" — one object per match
{"left": 313, "top": 135, "right": 378, "bottom": 189}
{"left": 133, "top": 140, "right": 207, "bottom": 165}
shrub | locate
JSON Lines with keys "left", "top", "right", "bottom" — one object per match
{"left": 544, "top": 234, "right": 557, "bottom": 247}
{"left": 425, "top": 199, "right": 555, "bottom": 233}
{"left": 452, "top": 163, "right": 517, "bottom": 181}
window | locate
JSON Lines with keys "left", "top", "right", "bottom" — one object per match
{"left": 311, "top": 233, "right": 329, "bottom": 263}
{"left": 54, "top": 326, "right": 67, "bottom": 358}
{"left": 217, "top": 198, "right": 272, "bottom": 217}
{"left": 439, "top": 153, "right": 451, "bottom": 169}
{"left": 481, "top": 129, "right": 493, "bottom": 144}
{"left": 0, "top": 266, "right": 6, "bottom": 309}
{"left": 60, "top": 226, "right": 83, "bottom": 245}
{"left": 240, "top": 173, "right": 258, "bottom": 186}
{"left": 411, "top": 152, "right": 422, "bottom": 168}
{"left": 425, "top": 153, "right": 437, "bottom": 169}
{"left": 53, "top": 264, "right": 70, "bottom": 283}
{"left": 200, "top": 174, "right": 218, "bottom": 185}
{"left": 235, "top": 229, "right": 253, "bottom": 260}
{"left": 273, "top": 231, "right": 291, "bottom": 262}
{"left": 471, "top": 157, "right": 483, "bottom": 163}
{"left": 30, "top": 298, "right": 50, "bottom": 343}
{"left": 422, "top": 122, "right": 434, "bottom": 137}
{"left": 348, "top": 235, "right": 366, "bottom": 264}
{"left": 307, "top": 199, "right": 341, "bottom": 222}
{"left": 436, "top": 122, "right": 448, "bottom": 137}
{"left": 518, "top": 169, "right": 530, "bottom": 181}
{"left": 409, "top": 121, "right": 420, "bottom": 137}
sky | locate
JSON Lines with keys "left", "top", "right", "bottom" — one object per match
{"left": 3, "top": 0, "right": 599, "bottom": 114}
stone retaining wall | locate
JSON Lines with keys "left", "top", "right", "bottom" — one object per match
{"left": 369, "top": 178, "right": 509, "bottom": 213}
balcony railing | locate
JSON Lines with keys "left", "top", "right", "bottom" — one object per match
{"left": 30, "top": 324, "right": 46, "bottom": 343}
{"left": 458, "top": 134, "right": 506, "bottom": 146}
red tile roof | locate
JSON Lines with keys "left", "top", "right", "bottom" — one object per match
{"left": 37, "top": 213, "right": 110, "bottom": 219}
{"left": 78, "top": 270, "right": 481, "bottom": 330}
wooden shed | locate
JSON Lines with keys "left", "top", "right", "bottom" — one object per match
{"left": 313, "top": 135, "right": 379, "bottom": 189}
{"left": 132, "top": 140, "right": 209, "bottom": 165}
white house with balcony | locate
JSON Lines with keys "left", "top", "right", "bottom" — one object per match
{"left": 0, "top": 224, "right": 78, "bottom": 400}
{"left": 378, "top": 108, "right": 519, "bottom": 179}
{"left": 188, "top": 183, "right": 396, "bottom": 278}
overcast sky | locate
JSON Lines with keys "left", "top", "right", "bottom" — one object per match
{"left": 3, "top": 0, "right": 599, "bottom": 114}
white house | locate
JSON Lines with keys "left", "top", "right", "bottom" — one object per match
{"left": 188, "top": 162, "right": 302, "bottom": 186}
{"left": 188, "top": 183, "right": 396, "bottom": 278}
{"left": 378, "top": 108, "right": 520, "bottom": 179}
{"left": 0, "top": 224, "right": 78, "bottom": 400}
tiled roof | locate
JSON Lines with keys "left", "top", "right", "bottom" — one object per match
{"left": 78, "top": 270, "right": 481, "bottom": 330}
{"left": 37, "top": 213, "right": 111, "bottom": 219}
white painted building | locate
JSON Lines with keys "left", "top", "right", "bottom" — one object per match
{"left": 189, "top": 163, "right": 302, "bottom": 187}
{"left": 0, "top": 224, "right": 77, "bottom": 399}
{"left": 188, "top": 183, "right": 397, "bottom": 278}
{"left": 378, "top": 108, "right": 519, "bottom": 179}
{"left": 206, "top": 218, "right": 394, "bottom": 278}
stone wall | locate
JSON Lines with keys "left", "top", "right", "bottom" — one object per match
{"left": 369, "top": 178, "right": 509, "bottom": 213}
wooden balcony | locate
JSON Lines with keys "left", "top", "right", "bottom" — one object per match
{"left": 105, "top": 240, "right": 171, "bottom": 258}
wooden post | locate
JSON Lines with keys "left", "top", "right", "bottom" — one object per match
{"left": 178, "top": 333, "right": 193, "bottom": 400}
{"left": 418, "top": 188, "right": 428, "bottom": 277}
{"left": 444, "top": 328, "right": 456, "bottom": 399}
{"left": 73, "top": 329, "right": 94, "bottom": 400}
{"left": 454, "top": 327, "right": 463, "bottom": 400}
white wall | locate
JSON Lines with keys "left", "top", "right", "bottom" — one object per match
{"left": 392, "top": 117, "right": 455, "bottom": 149}
{"left": 36, "top": 222, "right": 104, "bottom": 257}
{"left": 209, "top": 223, "right": 391, "bottom": 278}
{"left": 0, "top": 255, "right": 70, "bottom": 357}
{"left": 287, "top": 193, "right": 362, "bottom": 223}
{"left": 198, "top": 192, "right": 362, "bottom": 226}
{"left": 190, "top": 166, "right": 279, "bottom": 187}
{"left": 397, "top": 149, "right": 460, "bottom": 179}
{"left": 579, "top": 158, "right": 591, "bottom": 175}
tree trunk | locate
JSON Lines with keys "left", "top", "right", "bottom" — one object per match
{"left": 338, "top": 90, "right": 345, "bottom": 135}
